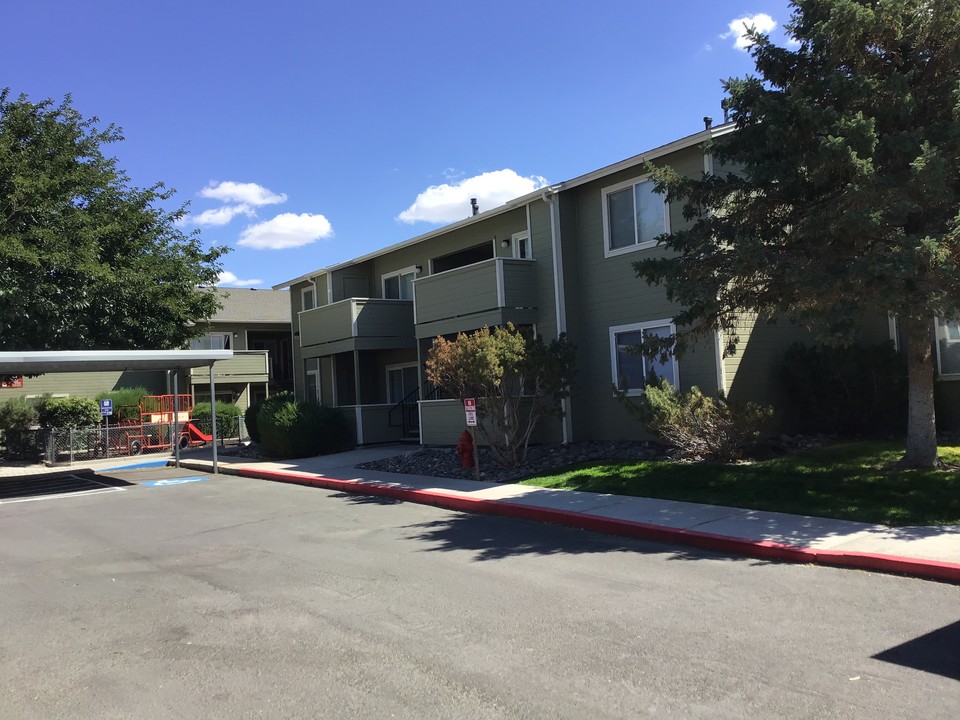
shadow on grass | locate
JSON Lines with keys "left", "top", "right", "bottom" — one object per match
{"left": 873, "top": 620, "right": 960, "bottom": 680}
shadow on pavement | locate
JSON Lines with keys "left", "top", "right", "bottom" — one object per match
{"left": 392, "top": 508, "right": 770, "bottom": 565}
{"left": 873, "top": 620, "right": 960, "bottom": 680}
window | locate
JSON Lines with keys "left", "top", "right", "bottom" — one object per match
{"left": 190, "top": 333, "right": 231, "bottom": 350}
{"left": 301, "top": 285, "right": 315, "bottom": 311}
{"left": 513, "top": 232, "right": 532, "bottom": 260}
{"left": 382, "top": 267, "right": 417, "bottom": 300}
{"left": 937, "top": 317, "right": 960, "bottom": 376}
{"left": 304, "top": 358, "right": 321, "bottom": 403}
{"left": 602, "top": 177, "right": 668, "bottom": 257}
{"left": 386, "top": 363, "right": 419, "bottom": 403}
{"left": 609, "top": 321, "right": 677, "bottom": 394}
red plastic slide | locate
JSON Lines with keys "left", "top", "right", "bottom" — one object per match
{"left": 184, "top": 421, "right": 213, "bottom": 443}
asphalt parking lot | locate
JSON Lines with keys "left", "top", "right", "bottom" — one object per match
{"left": 1, "top": 467, "right": 958, "bottom": 719}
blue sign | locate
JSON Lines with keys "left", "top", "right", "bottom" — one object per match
{"left": 99, "top": 399, "right": 113, "bottom": 416}
{"left": 143, "top": 476, "right": 209, "bottom": 487}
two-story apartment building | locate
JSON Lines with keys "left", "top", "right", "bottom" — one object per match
{"left": 2, "top": 288, "right": 293, "bottom": 412}
{"left": 276, "top": 123, "right": 960, "bottom": 446}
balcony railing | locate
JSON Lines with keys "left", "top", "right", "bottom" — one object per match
{"left": 414, "top": 258, "right": 537, "bottom": 336}
{"left": 298, "top": 298, "right": 415, "bottom": 350}
{"left": 188, "top": 350, "right": 269, "bottom": 380}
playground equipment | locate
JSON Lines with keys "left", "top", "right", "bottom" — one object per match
{"left": 103, "top": 394, "right": 213, "bottom": 456}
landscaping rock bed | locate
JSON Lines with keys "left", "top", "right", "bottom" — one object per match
{"left": 356, "top": 441, "right": 667, "bottom": 484}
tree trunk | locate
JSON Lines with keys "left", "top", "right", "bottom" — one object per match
{"left": 902, "top": 319, "right": 938, "bottom": 468}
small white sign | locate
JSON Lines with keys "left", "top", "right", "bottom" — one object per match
{"left": 464, "top": 398, "right": 477, "bottom": 427}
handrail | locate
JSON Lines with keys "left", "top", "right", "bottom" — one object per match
{"left": 387, "top": 385, "right": 421, "bottom": 436}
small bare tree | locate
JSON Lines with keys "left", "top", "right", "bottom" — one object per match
{"left": 425, "top": 324, "right": 575, "bottom": 466}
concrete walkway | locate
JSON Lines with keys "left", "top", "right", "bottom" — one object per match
{"left": 8, "top": 444, "right": 959, "bottom": 582}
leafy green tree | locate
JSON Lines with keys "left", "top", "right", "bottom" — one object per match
{"left": 425, "top": 324, "right": 575, "bottom": 466}
{"left": 0, "top": 90, "right": 227, "bottom": 351}
{"left": 635, "top": 0, "right": 960, "bottom": 467}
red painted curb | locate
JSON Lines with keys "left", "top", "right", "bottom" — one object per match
{"left": 215, "top": 464, "right": 960, "bottom": 584}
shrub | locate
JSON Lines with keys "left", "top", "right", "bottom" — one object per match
{"left": 0, "top": 397, "right": 37, "bottom": 432}
{"left": 34, "top": 396, "right": 101, "bottom": 429}
{"left": 780, "top": 342, "right": 906, "bottom": 436}
{"left": 631, "top": 380, "right": 773, "bottom": 462}
{"left": 247, "top": 391, "right": 294, "bottom": 444}
{"left": 96, "top": 387, "right": 150, "bottom": 422}
{"left": 259, "top": 400, "right": 349, "bottom": 459}
{"left": 191, "top": 401, "right": 243, "bottom": 438}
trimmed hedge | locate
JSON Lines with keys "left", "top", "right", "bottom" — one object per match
{"left": 35, "top": 396, "right": 101, "bottom": 429}
{"left": 191, "top": 401, "right": 243, "bottom": 438}
{"left": 95, "top": 387, "right": 150, "bottom": 422}
{"left": 259, "top": 400, "right": 349, "bottom": 459}
{"left": 0, "top": 397, "right": 36, "bottom": 432}
{"left": 245, "top": 391, "right": 294, "bottom": 444}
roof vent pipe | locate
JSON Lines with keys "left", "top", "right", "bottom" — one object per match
{"left": 470, "top": 198, "right": 479, "bottom": 216}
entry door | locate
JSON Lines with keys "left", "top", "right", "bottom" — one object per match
{"left": 387, "top": 365, "right": 419, "bottom": 404}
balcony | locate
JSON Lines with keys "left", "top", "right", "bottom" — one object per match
{"left": 298, "top": 298, "right": 415, "bottom": 355}
{"left": 188, "top": 350, "right": 269, "bottom": 383}
{"left": 414, "top": 258, "right": 538, "bottom": 338}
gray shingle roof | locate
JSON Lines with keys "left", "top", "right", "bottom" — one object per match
{"left": 210, "top": 288, "right": 291, "bottom": 324}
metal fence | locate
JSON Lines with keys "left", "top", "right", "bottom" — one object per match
{"left": 6, "top": 416, "right": 250, "bottom": 467}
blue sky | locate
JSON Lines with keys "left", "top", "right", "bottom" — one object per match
{"left": 3, "top": 1, "right": 797, "bottom": 288}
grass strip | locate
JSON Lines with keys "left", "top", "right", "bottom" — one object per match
{"left": 518, "top": 441, "right": 960, "bottom": 526}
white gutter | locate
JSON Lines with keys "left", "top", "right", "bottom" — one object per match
{"left": 542, "top": 187, "right": 571, "bottom": 444}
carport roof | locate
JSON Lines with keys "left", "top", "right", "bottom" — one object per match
{"left": 0, "top": 350, "right": 233, "bottom": 374}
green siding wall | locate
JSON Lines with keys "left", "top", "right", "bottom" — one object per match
{"left": 560, "top": 144, "right": 720, "bottom": 441}
{"left": 4, "top": 370, "right": 167, "bottom": 401}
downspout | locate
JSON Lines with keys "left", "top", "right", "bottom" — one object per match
{"left": 541, "top": 187, "right": 571, "bottom": 444}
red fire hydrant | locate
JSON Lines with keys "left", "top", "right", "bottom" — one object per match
{"left": 456, "top": 429, "right": 475, "bottom": 468}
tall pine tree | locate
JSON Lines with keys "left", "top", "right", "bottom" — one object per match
{"left": 637, "top": 0, "right": 960, "bottom": 467}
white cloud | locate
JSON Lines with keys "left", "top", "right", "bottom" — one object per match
{"left": 703, "top": 43, "right": 714, "bottom": 53}
{"left": 721, "top": 13, "right": 777, "bottom": 51}
{"left": 238, "top": 213, "right": 334, "bottom": 250}
{"left": 200, "top": 181, "right": 288, "bottom": 206}
{"left": 396, "top": 169, "right": 549, "bottom": 224}
{"left": 190, "top": 204, "right": 255, "bottom": 227}
{"left": 216, "top": 271, "right": 263, "bottom": 287}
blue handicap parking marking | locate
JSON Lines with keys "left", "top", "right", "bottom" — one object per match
{"left": 142, "top": 476, "right": 209, "bottom": 487}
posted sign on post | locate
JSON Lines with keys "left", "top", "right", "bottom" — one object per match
{"left": 464, "top": 398, "right": 477, "bottom": 427}
{"left": 99, "top": 399, "right": 113, "bottom": 416}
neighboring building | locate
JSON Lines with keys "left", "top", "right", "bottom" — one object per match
{"left": 275, "top": 123, "right": 960, "bottom": 446}
{"left": 187, "top": 288, "right": 293, "bottom": 409}
{"left": 2, "top": 288, "right": 293, "bottom": 412}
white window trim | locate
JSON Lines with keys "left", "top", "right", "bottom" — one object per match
{"left": 887, "top": 315, "right": 960, "bottom": 379}
{"left": 301, "top": 284, "right": 316, "bottom": 312}
{"left": 385, "top": 362, "right": 420, "bottom": 403}
{"left": 936, "top": 317, "right": 960, "bottom": 378}
{"left": 512, "top": 231, "right": 532, "bottom": 260}
{"left": 601, "top": 175, "right": 670, "bottom": 259}
{"left": 305, "top": 368, "right": 321, "bottom": 403}
{"left": 380, "top": 266, "right": 419, "bottom": 300}
{"left": 609, "top": 319, "right": 678, "bottom": 396}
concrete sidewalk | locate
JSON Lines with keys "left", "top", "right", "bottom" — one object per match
{"left": 159, "top": 444, "right": 960, "bottom": 584}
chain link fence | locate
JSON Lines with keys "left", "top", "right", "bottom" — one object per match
{"left": 6, "top": 416, "right": 249, "bottom": 467}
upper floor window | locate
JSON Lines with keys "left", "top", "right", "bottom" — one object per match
{"left": 301, "top": 285, "right": 315, "bottom": 311}
{"left": 190, "top": 333, "right": 231, "bottom": 350}
{"left": 382, "top": 267, "right": 417, "bottom": 300}
{"left": 513, "top": 231, "right": 532, "bottom": 260}
{"left": 602, "top": 177, "right": 669, "bottom": 257}
{"left": 609, "top": 320, "right": 676, "bottom": 394}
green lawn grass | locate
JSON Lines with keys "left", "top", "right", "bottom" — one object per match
{"left": 518, "top": 442, "right": 960, "bottom": 526}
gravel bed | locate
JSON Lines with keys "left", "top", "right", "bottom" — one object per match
{"left": 356, "top": 441, "right": 668, "bottom": 484}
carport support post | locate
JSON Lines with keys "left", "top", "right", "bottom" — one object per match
{"left": 172, "top": 372, "right": 181, "bottom": 468}
{"left": 209, "top": 364, "right": 219, "bottom": 474}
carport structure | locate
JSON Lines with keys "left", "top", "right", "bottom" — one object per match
{"left": 0, "top": 350, "right": 233, "bottom": 472}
